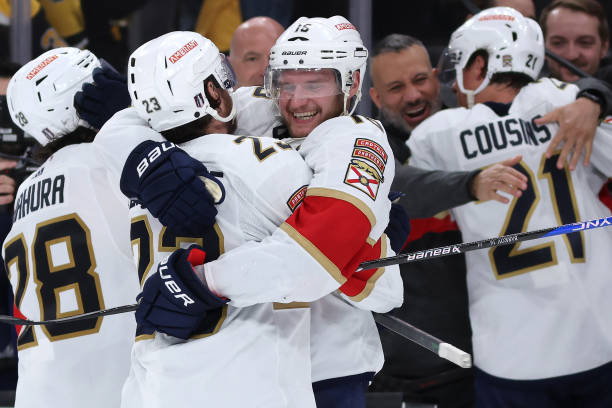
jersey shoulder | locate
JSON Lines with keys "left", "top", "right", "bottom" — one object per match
{"left": 182, "top": 133, "right": 311, "bottom": 198}
{"left": 233, "top": 86, "right": 283, "bottom": 137}
{"left": 410, "top": 107, "right": 468, "bottom": 141}
{"left": 513, "top": 78, "right": 578, "bottom": 110}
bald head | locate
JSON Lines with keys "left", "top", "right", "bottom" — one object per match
{"left": 229, "top": 16, "right": 285, "bottom": 88}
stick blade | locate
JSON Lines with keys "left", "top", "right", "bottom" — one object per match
{"left": 438, "top": 343, "right": 472, "bottom": 368}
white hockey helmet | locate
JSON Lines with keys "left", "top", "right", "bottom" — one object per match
{"left": 265, "top": 15, "right": 368, "bottom": 115}
{"left": 128, "top": 31, "right": 237, "bottom": 132}
{"left": 440, "top": 7, "right": 544, "bottom": 107}
{"left": 7, "top": 47, "right": 100, "bottom": 146}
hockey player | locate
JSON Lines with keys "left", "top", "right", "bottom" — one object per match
{"left": 2, "top": 48, "right": 139, "bottom": 408}
{"left": 118, "top": 18, "right": 403, "bottom": 408}
{"left": 110, "top": 32, "right": 317, "bottom": 407}
{"left": 93, "top": 31, "right": 402, "bottom": 407}
{"left": 408, "top": 7, "right": 612, "bottom": 406}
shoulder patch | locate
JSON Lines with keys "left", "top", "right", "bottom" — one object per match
{"left": 343, "top": 137, "right": 387, "bottom": 200}
{"left": 344, "top": 159, "right": 382, "bottom": 200}
{"left": 287, "top": 185, "right": 307, "bottom": 212}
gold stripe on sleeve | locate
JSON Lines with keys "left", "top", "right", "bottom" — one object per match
{"left": 280, "top": 222, "right": 347, "bottom": 285}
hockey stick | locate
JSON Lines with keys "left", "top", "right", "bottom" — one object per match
{"left": 357, "top": 216, "right": 612, "bottom": 271}
{"left": 0, "top": 304, "right": 138, "bottom": 326}
{"left": 374, "top": 313, "right": 471, "bottom": 368}
{"left": 4, "top": 216, "right": 611, "bottom": 327}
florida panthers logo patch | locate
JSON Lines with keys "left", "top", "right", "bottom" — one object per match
{"left": 343, "top": 138, "right": 387, "bottom": 200}
{"left": 344, "top": 159, "right": 384, "bottom": 200}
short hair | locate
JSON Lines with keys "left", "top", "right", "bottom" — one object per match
{"left": 540, "top": 0, "right": 610, "bottom": 45}
{"left": 466, "top": 49, "right": 533, "bottom": 90}
{"left": 371, "top": 34, "right": 424, "bottom": 58}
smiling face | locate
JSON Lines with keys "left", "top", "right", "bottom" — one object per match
{"left": 277, "top": 69, "right": 346, "bottom": 138}
{"left": 544, "top": 6, "right": 609, "bottom": 81}
{"left": 369, "top": 45, "right": 441, "bottom": 132}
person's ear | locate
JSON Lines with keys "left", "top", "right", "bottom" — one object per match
{"left": 369, "top": 86, "right": 382, "bottom": 109}
{"left": 348, "top": 70, "right": 361, "bottom": 98}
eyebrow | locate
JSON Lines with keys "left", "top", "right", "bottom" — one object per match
{"left": 243, "top": 51, "right": 262, "bottom": 58}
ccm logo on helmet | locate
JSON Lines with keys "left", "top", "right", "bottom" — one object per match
{"left": 282, "top": 51, "right": 307, "bottom": 55}
{"left": 158, "top": 258, "right": 195, "bottom": 307}
{"left": 136, "top": 142, "right": 176, "bottom": 177}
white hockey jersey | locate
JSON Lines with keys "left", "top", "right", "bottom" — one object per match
{"left": 408, "top": 78, "right": 612, "bottom": 380}
{"left": 2, "top": 144, "right": 139, "bottom": 408}
{"left": 215, "top": 87, "right": 403, "bottom": 380}
{"left": 95, "top": 109, "right": 317, "bottom": 407}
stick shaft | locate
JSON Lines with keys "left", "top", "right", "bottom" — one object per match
{"left": 358, "top": 216, "right": 612, "bottom": 271}
{"left": 5, "top": 217, "right": 611, "bottom": 327}
{"left": 374, "top": 313, "right": 472, "bottom": 368}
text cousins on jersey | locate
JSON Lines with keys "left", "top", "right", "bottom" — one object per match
{"left": 460, "top": 114, "right": 552, "bottom": 160}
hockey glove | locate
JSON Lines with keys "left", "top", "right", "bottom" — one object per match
{"left": 136, "top": 245, "right": 228, "bottom": 339}
{"left": 74, "top": 59, "right": 131, "bottom": 129}
{"left": 120, "top": 140, "right": 225, "bottom": 236}
{"left": 385, "top": 191, "right": 411, "bottom": 253}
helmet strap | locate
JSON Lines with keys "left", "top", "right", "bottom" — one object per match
{"left": 207, "top": 96, "right": 237, "bottom": 123}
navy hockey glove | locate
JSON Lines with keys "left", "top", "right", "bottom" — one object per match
{"left": 136, "top": 245, "right": 228, "bottom": 339}
{"left": 120, "top": 140, "right": 224, "bottom": 236}
{"left": 385, "top": 191, "right": 411, "bottom": 253}
{"left": 74, "top": 59, "right": 131, "bottom": 129}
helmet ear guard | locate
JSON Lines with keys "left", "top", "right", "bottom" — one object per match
{"left": 128, "top": 31, "right": 237, "bottom": 132}
{"left": 7, "top": 47, "right": 100, "bottom": 146}
{"left": 442, "top": 7, "right": 544, "bottom": 107}
{"left": 264, "top": 16, "right": 368, "bottom": 115}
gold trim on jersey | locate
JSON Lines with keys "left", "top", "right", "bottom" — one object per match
{"left": 135, "top": 333, "right": 155, "bottom": 342}
{"left": 348, "top": 234, "right": 388, "bottom": 302}
{"left": 4, "top": 234, "right": 30, "bottom": 309}
{"left": 306, "top": 187, "right": 376, "bottom": 228}
{"left": 273, "top": 302, "right": 310, "bottom": 310}
{"left": 53, "top": 282, "right": 84, "bottom": 318}
{"left": 131, "top": 215, "right": 154, "bottom": 286}
{"left": 158, "top": 226, "right": 204, "bottom": 252}
{"left": 191, "top": 305, "right": 228, "bottom": 339}
{"left": 45, "top": 236, "right": 75, "bottom": 272}
{"left": 33, "top": 213, "right": 106, "bottom": 341}
{"left": 489, "top": 161, "right": 558, "bottom": 280}
{"left": 233, "top": 136, "right": 279, "bottom": 162}
{"left": 538, "top": 152, "right": 585, "bottom": 264}
{"left": 17, "top": 326, "right": 38, "bottom": 351}
{"left": 280, "top": 222, "right": 347, "bottom": 285}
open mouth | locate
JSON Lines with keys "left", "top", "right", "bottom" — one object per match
{"left": 404, "top": 105, "right": 427, "bottom": 118}
{"left": 293, "top": 111, "right": 318, "bottom": 120}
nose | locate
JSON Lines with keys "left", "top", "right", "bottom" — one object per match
{"left": 565, "top": 42, "right": 580, "bottom": 61}
{"left": 402, "top": 84, "right": 421, "bottom": 104}
{"left": 287, "top": 87, "right": 309, "bottom": 108}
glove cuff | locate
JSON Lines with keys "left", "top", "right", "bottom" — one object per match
{"left": 120, "top": 140, "right": 178, "bottom": 198}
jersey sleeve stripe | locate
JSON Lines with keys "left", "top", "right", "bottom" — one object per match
{"left": 306, "top": 187, "right": 377, "bottom": 227}
{"left": 340, "top": 234, "right": 387, "bottom": 302}
{"left": 272, "top": 302, "right": 311, "bottom": 310}
{"left": 280, "top": 222, "right": 347, "bottom": 284}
